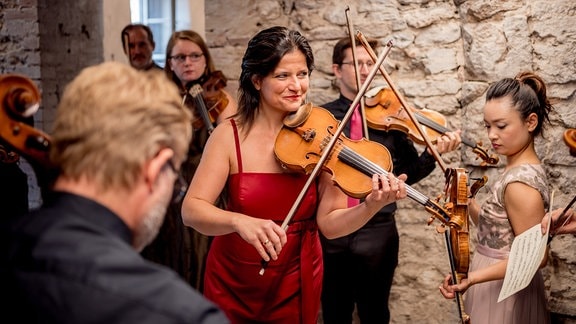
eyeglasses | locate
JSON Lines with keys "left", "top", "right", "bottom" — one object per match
{"left": 170, "top": 53, "right": 204, "bottom": 63}
{"left": 166, "top": 160, "right": 188, "bottom": 204}
{"left": 341, "top": 61, "right": 375, "bottom": 69}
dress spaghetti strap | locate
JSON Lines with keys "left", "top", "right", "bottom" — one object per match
{"left": 230, "top": 119, "right": 243, "bottom": 173}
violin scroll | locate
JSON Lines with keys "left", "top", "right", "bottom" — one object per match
{"left": 564, "top": 129, "right": 576, "bottom": 156}
{"left": 0, "top": 74, "right": 51, "bottom": 165}
{"left": 470, "top": 144, "right": 498, "bottom": 166}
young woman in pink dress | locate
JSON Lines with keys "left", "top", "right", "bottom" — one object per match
{"left": 439, "top": 71, "right": 555, "bottom": 324}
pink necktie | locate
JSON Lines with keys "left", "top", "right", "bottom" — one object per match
{"left": 348, "top": 105, "right": 362, "bottom": 207}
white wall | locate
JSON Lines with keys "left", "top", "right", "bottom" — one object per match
{"left": 102, "top": 0, "right": 131, "bottom": 64}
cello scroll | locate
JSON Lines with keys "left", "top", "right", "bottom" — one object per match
{"left": 0, "top": 74, "right": 51, "bottom": 165}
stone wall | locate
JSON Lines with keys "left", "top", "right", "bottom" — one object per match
{"left": 1, "top": 0, "right": 575, "bottom": 323}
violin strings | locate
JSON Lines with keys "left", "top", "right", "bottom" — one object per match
{"left": 338, "top": 145, "right": 429, "bottom": 205}
{"left": 415, "top": 113, "right": 450, "bottom": 134}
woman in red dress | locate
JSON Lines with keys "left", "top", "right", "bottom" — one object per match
{"left": 181, "top": 26, "right": 407, "bottom": 324}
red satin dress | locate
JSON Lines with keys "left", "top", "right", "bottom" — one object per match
{"left": 203, "top": 119, "right": 323, "bottom": 324}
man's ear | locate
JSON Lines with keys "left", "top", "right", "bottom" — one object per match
{"left": 144, "top": 148, "right": 174, "bottom": 190}
{"left": 332, "top": 63, "right": 342, "bottom": 78}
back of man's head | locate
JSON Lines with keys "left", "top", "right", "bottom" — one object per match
{"left": 50, "top": 62, "right": 192, "bottom": 192}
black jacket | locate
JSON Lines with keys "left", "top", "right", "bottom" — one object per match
{"left": 0, "top": 192, "right": 228, "bottom": 324}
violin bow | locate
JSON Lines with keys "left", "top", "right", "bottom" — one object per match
{"left": 344, "top": 6, "right": 369, "bottom": 139}
{"left": 259, "top": 43, "right": 393, "bottom": 275}
{"left": 356, "top": 32, "right": 448, "bottom": 173}
{"left": 357, "top": 32, "right": 471, "bottom": 323}
{"left": 549, "top": 194, "right": 576, "bottom": 242}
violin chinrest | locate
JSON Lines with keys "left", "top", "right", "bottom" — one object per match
{"left": 283, "top": 102, "right": 313, "bottom": 128}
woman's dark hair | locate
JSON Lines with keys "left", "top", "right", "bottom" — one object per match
{"left": 486, "top": 71, "right": 553, "bottom": 137}
{"left": 236, "top": 26, "right": 315, "bottom": 131}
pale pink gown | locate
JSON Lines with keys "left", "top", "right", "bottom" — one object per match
{"left": 464, "top": 164, "right": 551, "bottom": 324}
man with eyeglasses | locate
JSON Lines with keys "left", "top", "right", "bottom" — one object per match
{"left": 121, "top": 23, "right": 163, "bottom": 71}
{"left": 320, "top": 37, "right": 461, "bottom": 324}
{"left": 0, "top": 62, "right": 229, "bottom": 323}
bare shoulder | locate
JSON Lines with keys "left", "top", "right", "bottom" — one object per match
{"left": 194, "top": 118, "right": 238, "bottom": 174}
{"left": 207, "top": 119, "right": 235, "bottom": 148}
{"left": 505, "top": 182, "right": 543, "bottom": 208}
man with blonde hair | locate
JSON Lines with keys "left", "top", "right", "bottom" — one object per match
{"left": 0, "top": 62, "right": 228, "bottom": 323}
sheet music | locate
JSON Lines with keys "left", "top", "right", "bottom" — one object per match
{"left": 497, "top": 191, "right": 553, "bottom": 302}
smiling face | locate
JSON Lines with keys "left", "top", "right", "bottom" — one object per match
{"left": 252, "top": 50, "right": 310, "bottom": 114}
{"left": 168, "top": 39, "right": 207, "bottom": 88}
{"left": 483, "top": 96, "right": 537, "bottom": 159}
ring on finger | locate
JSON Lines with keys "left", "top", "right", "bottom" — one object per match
{"left": 263, "top": 239, "right": 271, "bottom": 245}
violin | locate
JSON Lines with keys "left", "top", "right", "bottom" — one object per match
{"left": 184, "top": 71, "right": 229, "bottom": 134}
{"left": 440, "top": 168, "right": 471, "bottom": 323}
{"left": 563, "top": 128, "right": 576, "bottom": 156}
{"left": 274, "top": 103, "right": 465, "bottom": 230}
{"left": 439, "top": 170, "right": 485, "bottom": 324}
{"left": 364, "top": 86, "right": 498, "bottom": 166}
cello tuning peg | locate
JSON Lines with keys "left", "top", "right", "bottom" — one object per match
{"left": 436, "top": 224, "right": 447, "bottom": 234}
